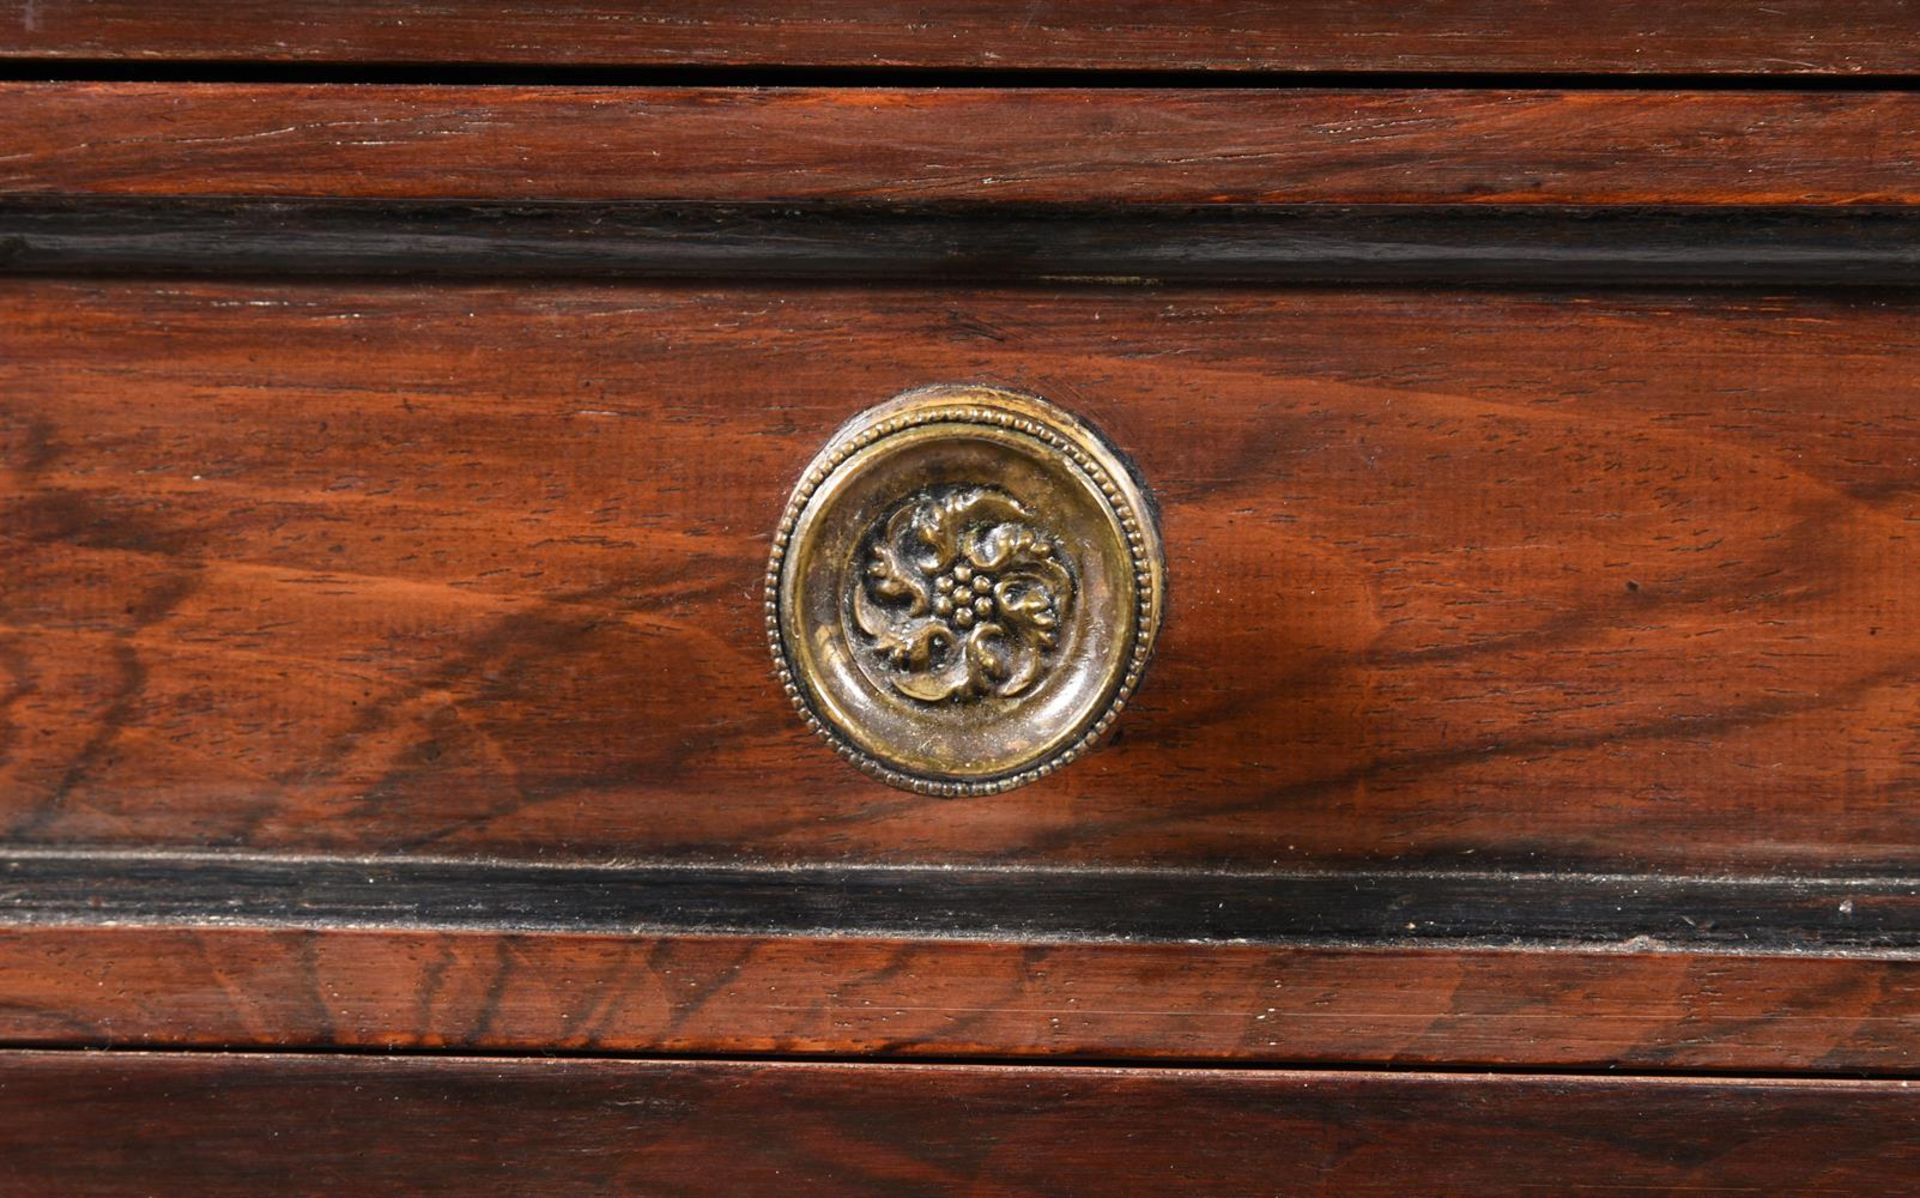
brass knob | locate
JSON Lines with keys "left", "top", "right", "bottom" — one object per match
{"left": 767, "top": 384, "right": 1164, "bottom": 795}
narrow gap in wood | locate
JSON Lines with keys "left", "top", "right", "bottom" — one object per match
{"left": 2, "top": 61, "right": 1920, "bottom": 90}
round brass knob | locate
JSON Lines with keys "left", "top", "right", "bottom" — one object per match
{"left": 766, "top": 384, "right": 1164, "bottom": 795}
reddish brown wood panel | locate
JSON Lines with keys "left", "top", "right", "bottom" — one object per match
{"left": 4, "top": 84, "right": 1919, "bottom": 205}
{"left": 1, "top": 1, "right": 1915, "bottom": 75}
{"left": 3, "top": 1051, "right": 1916, "bottom": 1196}
{"left": 1, "top": 926, "right": 1915, "bottom": 1071}
{"left": 4, "top": 280, "right": 1918, "bottom": 871}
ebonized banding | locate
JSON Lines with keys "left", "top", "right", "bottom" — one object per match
{"left": 2, "top": 200, "right": 1918, "bottom": 286}
{"left": 3, "top": 851, "right": 1914, "bottom": 950}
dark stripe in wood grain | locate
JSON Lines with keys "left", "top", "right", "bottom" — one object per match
{"left": 5, "top": 926, "right": 1914, "bottom": 1069}
{"left": 0, "top": 1, "right": 1915, "bottom": 76}
{"left": 2, "top": 1052, "right": 1916, "bottom": 1196}
{"left": 5, "top": 281, "right": 1918, "bottom": 872}
{"left": 5, "top": 85, "right": 1919, "bottom": 205}
{"left": 3, "top": 851, "right": 1915, "bottom": 949}
{"left": 5, "top": 201, "right": 1919, "bottom": 287}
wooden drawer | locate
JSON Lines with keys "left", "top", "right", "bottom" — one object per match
{"left": 6, "top": 277, "right": 1920, "bottom": 873}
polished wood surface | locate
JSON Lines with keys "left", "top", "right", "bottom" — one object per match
{"left": 5, "top": 85, "right": 1920, "bottom": 205}
{"left": 5, "top": 12, "right": 1919, "bottom": 1185}
{"left": 4, "top": 1052, "right": 1916, "bottom": 1196}
{"left": 2, "top": 924, "right": 1915, "bottom": 1070}
{"left": 2, "top": 1, "right": 1915, "bottom": 75}
{"left": 5, "top": 279, "right": 1917, "bottom": 871}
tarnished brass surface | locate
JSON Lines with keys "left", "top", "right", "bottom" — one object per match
{"left": 767, "top": 385, "right": 1164, "bottom": 795}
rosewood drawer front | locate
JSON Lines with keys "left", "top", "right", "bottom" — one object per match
{"left": 3, "top": 34, "right": 1919, "bottom": 1195}
{"left": 6, "top": 269, "right": 1917, "bottom": 874}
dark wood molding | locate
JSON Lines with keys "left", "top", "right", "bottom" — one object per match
{"left": 4, "top": 850, "right": 1914, "bottom": 949}
{"left": 4, "top": 201, "right": 1919, "bottom": 287}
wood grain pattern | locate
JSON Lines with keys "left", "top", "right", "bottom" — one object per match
{"left": 5, "top": 279, "right": 1919, "bottom": 871}
{"left": 4, "top": 1051, "right": 1917, "bottom": 1196}
{"left": 5, "top": 84, "right": 1920, "bottom": 205}
{"left": 1, "top": 1, "right": 1916, "bottom": 75}
{"left": 1, "top": 925, "right": 1915, "bottom": 1070}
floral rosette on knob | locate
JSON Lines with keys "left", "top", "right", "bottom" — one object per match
{"left": 854, "top": 487, "right": 1074, "bottom": 704}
